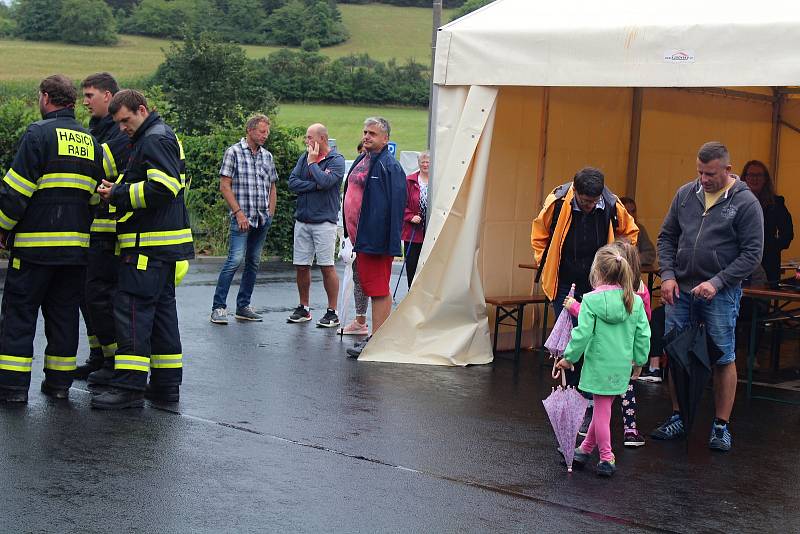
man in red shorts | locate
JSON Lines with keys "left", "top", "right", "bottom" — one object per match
{"left": 343, "top": 117, "right": 407, "bottom": 358}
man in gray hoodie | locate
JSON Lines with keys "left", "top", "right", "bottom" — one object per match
{"left": 651, "top": 141, "right": 763, "bottom": 452}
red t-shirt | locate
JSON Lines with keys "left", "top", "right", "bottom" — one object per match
{"left": 344, "top": 153, "right": 371, "bottom": 241}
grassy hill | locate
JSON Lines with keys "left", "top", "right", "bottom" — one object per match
{"left": 0, "top": 4, "right": 451, "bottom": 83}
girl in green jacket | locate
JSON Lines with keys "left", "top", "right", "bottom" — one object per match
{"left": 556, "top": 245, "right": 651, "bottom": 476}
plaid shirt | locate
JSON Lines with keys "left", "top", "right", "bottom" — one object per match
{"left": 219, "top": 139, "right": 279, "bottom": 227}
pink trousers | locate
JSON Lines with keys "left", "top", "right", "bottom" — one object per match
{"left": 579, "top": 394, "right": 614, "bottom": 462}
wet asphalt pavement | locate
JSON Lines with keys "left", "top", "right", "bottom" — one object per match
{"left": 1, "top": 261, "right": 799, "bottom": 533}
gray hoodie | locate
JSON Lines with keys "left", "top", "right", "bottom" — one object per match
{"left": 658, "top": 178, "right": 763, "bottom": 292}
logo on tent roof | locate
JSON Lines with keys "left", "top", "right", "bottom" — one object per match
{"left": 664, "top": 49, "right": 695, "bottom": 63}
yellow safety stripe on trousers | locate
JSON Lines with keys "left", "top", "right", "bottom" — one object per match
{"left": 13, "top": 232, "right": 89, "bottom": 248}
{"left": 38, "top": 173, "right": 96, "bottom": 193}
{"left": 0, "top": 354, "right": 33, "bottom": 372}
{"left": 147, "top": 168, "right": 182, "bottom": 196}
{"left": 102, "top": 143, "right": 118, "bottom": 180}
{"left": 101, "top": 343, "right": 118, "bottom": 359}
{"left": 0, "top": 207, "right": 17, "bottom": 231}
{"left": 151, "top": 353, "right": 183, "bottom": 369}
{"left": 118, "top": 228, "right": 193, "bottom": 248}
{"left": 91, "top": 218, "right": 116, "bottom": 233}
{"left": 44, "top": 355, "right": 77, "bottom": 371}
{"left": 88, "top": 335, "right": 100, "bottom": 349}
{"left": 115, "top": 354, "right": 150, "bottom": 372}
{"left": 3, "top": 168, "right": 37, "bottom": 198}
{"left": 129, "top": 182, "right": 146, "bottom": 209}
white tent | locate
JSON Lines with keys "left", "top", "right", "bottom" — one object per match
{"left": 361, "top": 0, "right": 800, "bottom": 365}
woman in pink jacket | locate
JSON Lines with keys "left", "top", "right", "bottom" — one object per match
{"left": 401, "top": 151, "right": 429, "bottom": 288}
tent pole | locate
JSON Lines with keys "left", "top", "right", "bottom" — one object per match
{"left": 536, "top": 88, "right": 550, "bottom": 208}
{"left": 428, "top": 0, "right": 442, "bottom": 147}
{"left": 625, "top": 88, "right": 643, "bottom": 199}
{"left": 769, "top": 87, "right": 783, "bottom": 187}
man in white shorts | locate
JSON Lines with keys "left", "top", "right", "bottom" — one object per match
{"left": 287, "top": 123, "right": 346, "bottom": 327}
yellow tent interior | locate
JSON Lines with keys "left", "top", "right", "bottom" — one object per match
{"left": 484, "top": 86, "right": 800, "bottom": 349}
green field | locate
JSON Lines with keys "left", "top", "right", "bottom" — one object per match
{"left": 0, "top": 4, "right": 452, "bottom": 83}
{"left": 275, "top": 102, "right": 429, "bottom": 159}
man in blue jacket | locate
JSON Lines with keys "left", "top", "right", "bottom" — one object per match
{"left": 343, "top": 117, "right": 407, "bottom": 358}
{"left": 287, "top": 123, "right": 346, "bottom": 327}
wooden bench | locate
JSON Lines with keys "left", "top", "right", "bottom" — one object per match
{"left": 486, "top": 294, "right": 550, "bottom": 364}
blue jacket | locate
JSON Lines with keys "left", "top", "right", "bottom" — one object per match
{"left": 288, "top": 149, "right": 346, "bottom": 224}
{"left": 343, "top": 145, "right": 407, "bottom": 256}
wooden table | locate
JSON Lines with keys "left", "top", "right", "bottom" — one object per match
{"left": 742, "top": 286, "right": 800, "bottom": 404}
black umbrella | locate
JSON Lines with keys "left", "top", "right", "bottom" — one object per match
{"left": 663, "top": 319, "right": 723, "bottom": 445}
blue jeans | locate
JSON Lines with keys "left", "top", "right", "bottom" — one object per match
{"left": 665, "top": 285, "right": 742, "bottom": 365}
{"left": 212, "top": 216, "right": 270, "bottom": 311}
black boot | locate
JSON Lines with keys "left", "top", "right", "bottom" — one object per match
{"left": 0, "top": 387, "right": 28, "bottom": 403}
{"left": 74, "top": 348, "right": 104, "bottom": 380}
{"left": 87, "top": 366, "right": 114, "bottom": 386}
{"left": 91, "top": 387, "right": 144, "bottom": 410}
{"left": 145, "top": 384, "right": 180, "bottom": 403}
{"left": 41, "top": 380, "right": 69, "bottom": 400}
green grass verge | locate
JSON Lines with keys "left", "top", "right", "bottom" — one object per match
{"left": 275, "top": 102, "right": 429, "bottom": 160}
{"left": 0, "top": 5, "right": 451, "bottom": 84}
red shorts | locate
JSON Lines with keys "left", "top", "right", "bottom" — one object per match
{"left": 355, "top": 253, "right": 394, "bottom": 297}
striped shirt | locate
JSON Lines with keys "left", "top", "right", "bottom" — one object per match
{"left": 219, "top": 139, "right": 279, "bottom": 227}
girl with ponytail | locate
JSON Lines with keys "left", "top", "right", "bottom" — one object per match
{"left": 556, "top": 244, "right": 651, "bottom": 477}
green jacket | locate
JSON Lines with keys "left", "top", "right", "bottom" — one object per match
{"left": 563, "top": 286, "right": 651, "bottom": 395}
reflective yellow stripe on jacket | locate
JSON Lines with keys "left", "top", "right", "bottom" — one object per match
{"left": 14, "top": 232, "right": 90, "bottom": 248}
{"left": 102, "top": 143, "right": 117, "bottom": 180}
{"left": 0, "top": 208, "right": 17, "bottom": 231}
{"left": 90, "top": 218, "right": 116, "bottom": 233}
{"left": 118, "top": 228, "right": 193, "bottom": 249}
{"left": 147, "top": 168, "right": 182, "bottom": 196}
{"left": 129, "top": 182, "right": 146, "bottom": 209}
{"left": 38, "top": 172, "right": 96, "bottom": 193}
{"left": 3, "top": 168, "right": 36, "bottom": 197}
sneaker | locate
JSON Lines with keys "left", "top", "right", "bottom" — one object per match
{"left": 210, "top": 308, "right": 228, "bottom": 325}
{"left": 638, "top": 368, "right": 663, "bottom": 383}
{"left": 650, "top": 413, "right": 686, "bottom": 440}
{"left": 316, "top": 309, "right": 340, "bottom": 328}
{"left": 287, "top": 305, "right": 311, "bottom": 323}
{"left": 572, "top": 447, "right": 590, "bottom": 467}
{"left": 709, "top": 422, "right": 732, "bottom": 452}
{"left": 235, "top": 306, "right": 263, "bottom": 322}
{"left": 623, "top": 430, "right": 646, "bottom": 448}
{"left": 346, "top": 335, "right": 372, "bottom": 359}
{"left": 578, "top": 406, "right": 593, "bottom": 437}
{"left": 596, "top": 459, "right": 616, "bottom": 477}
{"left": 341, "top": 319, "right": 369, "bottom": 336}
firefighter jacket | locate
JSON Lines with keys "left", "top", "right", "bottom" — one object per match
{"left": 0, "top": 108, "right": 104, "bottom": 265}
{"left": 109, "top": 112, "right": 194, "bottom": 262}
{"left": 89, "top": 114, "right": 131, "bottom": 248}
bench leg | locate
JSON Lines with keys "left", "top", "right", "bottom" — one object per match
{"left": 492, "top": 305, "right": 500, "bottom": 356}
{"left": 514, "top": 304, "right": 524, "bottom": 365}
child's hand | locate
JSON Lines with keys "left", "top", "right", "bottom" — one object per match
{"left": 563, "top": 296, "right": 577, "bottom": 309}
{"left": 631, "top": 365, "right": 642, "bottom": 379}
{"left": 555, "top": 358, "right": 573, "bottom": 371}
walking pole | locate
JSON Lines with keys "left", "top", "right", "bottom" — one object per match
{"left": 393, "top": 226, "right": 417, "bottom": 302}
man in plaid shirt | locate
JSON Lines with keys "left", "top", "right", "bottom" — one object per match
{"left": 210, "top": 114, "right": 278, "bottom": 324}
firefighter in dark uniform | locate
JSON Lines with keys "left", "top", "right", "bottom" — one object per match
{"left": 74, "top": 72, "right": 131, "bottom": 381}
{"left": 93, "top": 89, "right": 193, "bottom": 410}
{"left": 0, "top": 75, "right": 104, "bottom": 403}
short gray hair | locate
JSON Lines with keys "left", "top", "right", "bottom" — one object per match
{"left": 364, "top": 116, "right": 390, "bottom": 137}
{"left": 246, "top": 114, "right": 270, "bottom": 131}
{"left": 698, "top": 142, "right": 729, "bottom": 165}
{"left": 418, "top": 150, "right": 430, "bottom": 163}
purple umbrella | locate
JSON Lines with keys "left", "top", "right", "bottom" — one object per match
{"left": 542, "top": 359, "right": 589, "bottom": 473}
{"left": 544, "top": 284, "right": 575, "bottom": 358}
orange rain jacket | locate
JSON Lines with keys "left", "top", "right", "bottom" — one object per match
{"left": 531, "top": 183, "right": 639, "bottom": 301}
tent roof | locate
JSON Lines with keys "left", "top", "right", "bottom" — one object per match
{"left": 434, "top": 0, "right": 800, "bottom": 87}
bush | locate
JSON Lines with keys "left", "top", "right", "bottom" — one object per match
{"left": 450, "top": 0, "right": 493, "bottom": 20}
{"left": 153, "top": 32, "right": 278, "bottom": 135}
{"left": 14, "top": 0, "right": 62, "bottom": 41}
{"left": 123, "top": 0, "right": 217, "bottom": 38}
{"left": 338, "top": 0, "right": 465, "bottom": 6}
{"left": 58, "top": 0, "right": 118, "bottom": 45}
{"left": 0, "top": 98, "right": 38, "bottom": 172}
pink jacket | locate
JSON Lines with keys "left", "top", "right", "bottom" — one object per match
{"left": 568, "top": 282, "right": 652, "bottom": 321}
{"left": 401, "top": 171, "right": 425, "bottom": 243}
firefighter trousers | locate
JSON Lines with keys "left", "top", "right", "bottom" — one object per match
{"left": 111, "top": 254, "right": 183, "bottom": 391}
{"left": 0, "top": 259, "right": 83, "bottom": 392}
{"left": 85, "top": 244, "right": 119, "bottom": 364}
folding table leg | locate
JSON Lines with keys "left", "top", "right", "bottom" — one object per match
{"left": 514, "top": 304, "right": 524, "bottom": 365}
